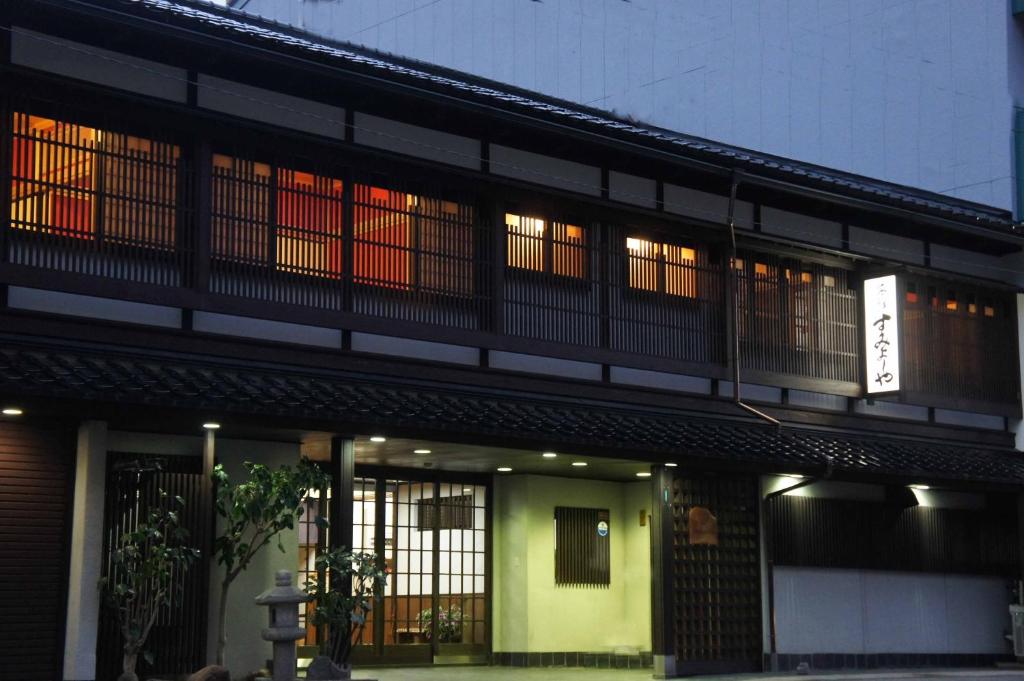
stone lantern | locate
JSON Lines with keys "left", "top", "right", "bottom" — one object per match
{"left": 255, "top": 570, "right": 310, "bottom": 681}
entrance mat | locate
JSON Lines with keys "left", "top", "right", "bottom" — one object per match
{"left": 492, "top": 652, "right": 652, "bottom": 669}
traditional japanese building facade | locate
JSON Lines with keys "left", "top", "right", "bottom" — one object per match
{"left": 0, "top": 2, "right": 1022, "bottom": 681}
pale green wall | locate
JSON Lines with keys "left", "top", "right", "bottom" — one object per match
{"left": 205, "top": 439, "right": 301, "bottom": 676}
{"left": 493, "top": 475, "right": 652, "bottom": 653}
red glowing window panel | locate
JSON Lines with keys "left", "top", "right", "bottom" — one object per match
{"left": 353, "top": 184, "right": 415, "bottom": 289}
{"left": 276, "top": 169, "right": 344, "bottom": 278}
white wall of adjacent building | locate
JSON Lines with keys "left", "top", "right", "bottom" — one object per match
{"left": 233, "top": 0, "right": 1024, "bottom": 213}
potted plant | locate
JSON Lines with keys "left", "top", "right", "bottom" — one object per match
{"left": 100, "top": 491, "right": 199, "bottom": 681}
{"left": 211, "top": 459, "right": 329, "bottom": 666}
{"left": 418, "top": 605, "right": 463, "bottom": 643}
{"left": 303, "top": 547, "right": 388, "bottom": 680}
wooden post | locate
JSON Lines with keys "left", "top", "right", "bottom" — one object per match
{"left": 651, "top": 465, "right": 676, "bottom": 678}
{"left": 329, "top": 437, "right": 355, "bottom": 592}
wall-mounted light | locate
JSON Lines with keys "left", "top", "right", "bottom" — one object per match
{"left": 369, "top": 436, "right": 386, "bottom": 443}
{"left": 636, "top": 472, "right": 652, "bottom": 478}
{"left": 783, "top": 473, "right": 805, "bottom": 479}
{"left": 909, "top": 484, "right": 930, "bottom": 490}
{"left": 202, "top": 422, "right": 221, "bottom": 430}
{"left": 665, "top": 462, "right": 678, "bottom": 468}
{"left": 413, "top": 448, "right": 431, "bottom": 455}
{"left": 571, "top": 461, "right": 588, "bottom": 467}
{"left": 2, "top": 407, "right": 23, "bottom": 416}
{"left": 497, "top": 467, "right": 512, "bottom": 473}
{"left": 542, "top": 452, "right": 558, "bottom": 458}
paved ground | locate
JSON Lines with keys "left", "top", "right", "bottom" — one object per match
{"left": 363, "top": 668, "right": 1024, "bottom": 681}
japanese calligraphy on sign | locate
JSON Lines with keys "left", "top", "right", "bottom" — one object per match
{"left": 863, "top": 274, "right": 901, "bottom": 394}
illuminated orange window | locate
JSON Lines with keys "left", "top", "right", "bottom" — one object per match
{"left": 984, "top": 303, "right": 996, "bottom": 318}
{"left": 945, "top": 291, "right": 958, "bottom": 312}
{"left": 276, "top": 169, "right": 344, "bottom": 278}
{"left": 732, "top": 257, "right": 745, "bottom": 271}
{"left": 506, "top": 213, "right": 545, "bottom": 272}
{"left": 905, "top": 282, "right": 919, "bottom": 304}
{"left": 754, "top": 262, "right": 771, "bottom": 277}
{"left": 212, "top": 155, "right": 343, "bottom": 278}
{"left": 355, "top": 186, "right": 474, "bottom": 294}
{"left": 626, "top": 237, "right": 697, "bottom": 297}
{"left": 822, "top": 274, "right": 836, "bottom": 288}
{"left": 353, "top": 185, "right": 414, "bottom": 288}
{"left": 553, "top": 223, "right": 585, "bottom": 277}
{"left": 10, "top": 113, "right": 178, "bottom": 246}
{"left": 506, "top": 213, "right": 585, "bottom": 278}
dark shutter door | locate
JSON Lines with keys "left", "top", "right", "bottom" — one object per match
{"left": 673, "top": 474, "right": 762, "bottom": 674}
{"left": 0, "top": 421, "right": 73, "bottom": 681}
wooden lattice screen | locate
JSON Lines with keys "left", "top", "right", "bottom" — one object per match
{"left": 673, "top": 475, "right": 761, "bottom": 673}
{"left": 97, "top": 453, "right": 208, "bottom": 681}
{"left": 554, "top": 506, "right": 610, "bottom": 587}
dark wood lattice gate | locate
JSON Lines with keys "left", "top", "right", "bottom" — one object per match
{"left": 672, "top": 474, "right": 761, "bottom": 674}
{"left": 97, "top": 453, "right": 209, "bottom": 681}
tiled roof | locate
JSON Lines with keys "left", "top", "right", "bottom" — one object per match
{"left": 1, "top": 341, "right": 1021, "bottom": 485}
{"left": 62, "top": 0, "right": 1020, "bottom": 235}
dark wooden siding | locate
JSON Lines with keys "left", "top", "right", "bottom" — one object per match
{"left": 767, "top": 495, "right": 1018, "bottom": 576}
{"left": 902, "top": 277, "right": 1019, "bottom": 405}
{"left": 0, "top": 421, "right": 73, "bottom": 681}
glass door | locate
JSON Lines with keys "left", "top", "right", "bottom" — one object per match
{"left": 349, "top": 470, "right": 489, "bottom": 665}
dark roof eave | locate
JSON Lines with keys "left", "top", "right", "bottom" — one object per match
{"left": 1, "top": 340, "right": 1022, "bottom": 488}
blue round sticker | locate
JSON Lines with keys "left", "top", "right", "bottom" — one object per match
{"left": 597, "top": 520, "right": 609, "bottom": 537}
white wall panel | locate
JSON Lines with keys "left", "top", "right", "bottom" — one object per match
{"left": 12, "top": 28, "right": 188, "bottom": 103}
{"left": 774, "top": 567, "right": 1009, "bottom": 655}
{"left": 354, "top": 112, "right": 480, "bottom": 169}
{"left": 489, "top": 145, "right": 602, "bottom": 196}
{"left": 198, "top": 74, "right": 345, "bottom": 140}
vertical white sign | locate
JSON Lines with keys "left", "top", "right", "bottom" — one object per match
{"left": 864, "top": 274, "right": 900, "bottom": 394}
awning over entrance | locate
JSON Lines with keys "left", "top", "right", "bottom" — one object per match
{"left": 0, "top": 340, "right": 1021, "bottom": 486}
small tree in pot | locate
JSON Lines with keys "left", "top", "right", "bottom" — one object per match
{"left": 100, "top": 491, "right": 199, "bottom": 681}
{"left": 303, "top": 548, "right": 388, "bottom": 680}
{"left": 212, "top": 459, "right": 329, "bottom": 666}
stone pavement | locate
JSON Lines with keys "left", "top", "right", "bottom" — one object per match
{"left": 363, "top": 668, "right": 1024, "bottom": 681}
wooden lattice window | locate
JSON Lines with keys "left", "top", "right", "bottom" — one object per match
{"left": 505, "top": 212, "right": 586, "bottom": 278}
{"left": 626, "top": 236, "right": 697, "bottom": 297}
{"left": 10, "top": 112, "right": 180, "bottom": 248}
{"left": 417, "top": 494, "right": 474, "bottom": 531}
{"left": 554, "top": 506, "right": 610, "bottom": 587}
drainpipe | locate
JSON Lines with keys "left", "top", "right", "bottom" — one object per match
{"left": 726, "top": 171, "right": 780, "bottom": 428}
{"left": 762, "top": 458, "right": 834, "bottom": 668}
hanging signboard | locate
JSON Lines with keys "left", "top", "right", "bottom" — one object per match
{"left": 863, "top": 274, "right": 900, "bottom": 394}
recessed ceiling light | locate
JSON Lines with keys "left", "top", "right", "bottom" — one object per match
{"left": 202, "top": 422, "right": 220, "bottom": 430}
{"left": 370, "top": 436, "right": 387, "bottom": 443}
{"left": 542, "top": 452, "right": 558, "bottom": 458}
{"left": 413, "top": 449, "right": 431, "bottom": 455}
{"left": 909, "top": 484, "right": 930, "bottom": 490}
{"left": 571, "top": 461, "right": 588, "bottom": 467}
{"left": 497, "top": 467, "right": 513, "bottom": 473}
{"left": 665, "top": 462, "right": 678, "bottom": 467}
{"left": 2, "top": 407, "right": 23, "bottom": 416}
{"left": 636, "top": 472, "right": 652, "bottom": 478}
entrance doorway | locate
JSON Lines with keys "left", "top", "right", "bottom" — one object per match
{"left": 347, "top": 469, "right": 490, "bottom": 666}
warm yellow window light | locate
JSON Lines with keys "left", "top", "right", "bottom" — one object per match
{"left": 627, "top": 236, "right": 696, "bottom": 297}
{"left": 506, "top": 213, "right": 585, "bottom": 277}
